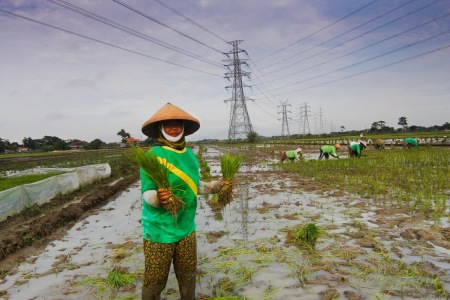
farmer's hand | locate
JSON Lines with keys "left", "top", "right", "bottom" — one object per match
{"left": 221, "top": 180, "right": 231, "bottom": 186}
{"left": 157, "top": 188, "right": 172, "bottom": 206}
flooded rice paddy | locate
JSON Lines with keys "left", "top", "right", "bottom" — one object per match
{"left": 0, "top": 145, "right": 449, "bottom": 300}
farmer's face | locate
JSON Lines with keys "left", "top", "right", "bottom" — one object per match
{"left": 162, "top": 120, "right": 184, "bottom": 137}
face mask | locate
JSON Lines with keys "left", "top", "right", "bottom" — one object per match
{"left": 161, "top": 124, "right": 184, "bottom": 142}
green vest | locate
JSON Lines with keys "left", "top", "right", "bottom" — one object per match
{"left": 140, "top": 146, "right": 199, "bottom": 243}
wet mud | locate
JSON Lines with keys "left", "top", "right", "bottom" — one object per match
{"left": 0, "top": 145, "right": 449, "bottom": 300}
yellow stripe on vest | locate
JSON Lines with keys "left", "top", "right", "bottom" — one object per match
{"left": 157, "top": 157, "right": 198, "bottom": 195}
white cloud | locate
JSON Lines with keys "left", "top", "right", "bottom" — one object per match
{"left": 1, "top": 0, "right": 449, "bottom": 144}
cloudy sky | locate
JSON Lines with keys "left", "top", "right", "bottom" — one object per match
{"left": 1, "top": 0, "right": 449, "bottom": 143}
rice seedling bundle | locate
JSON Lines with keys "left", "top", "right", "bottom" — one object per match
{"left": 128, "top": 145, "right": 183, "bottom": 218}
{"left": 218, "top": 153, "right": 242, "bottom": 206}
{"left": 294, "top": 223, "right": 323, "bottom": 243}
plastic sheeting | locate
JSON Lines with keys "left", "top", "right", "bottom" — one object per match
{"left": 0, "top": 164, "right": 111, "bottom": 222}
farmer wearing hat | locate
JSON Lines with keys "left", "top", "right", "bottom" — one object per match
{"left": 404, "top": 137, "right": 420, "bottom": 148}
{"left": 319, "top": 144, "right": 340, "bottom": 160}
{"left": 281, "top": 147, "right": 302, "bottom": 163}
{"left": 140, "top": 102, "right": 227, "bottom": 300}
{"left": 374, "top": 139, "right": 385, "bottom": 150}
{"left": 349, "top": 140, "right": 367, "bottom": 158}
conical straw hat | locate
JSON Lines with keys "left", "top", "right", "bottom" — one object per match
{"left": 141, "top": 102, "right": 200, "bottom": 138}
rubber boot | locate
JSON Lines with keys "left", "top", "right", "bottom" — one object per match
{"left": 142, "top": 286, "right": 161, "bottom": 300}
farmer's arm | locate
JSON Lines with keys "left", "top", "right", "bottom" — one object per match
{"left": 330, "top": 148, "right": 339, "bottom": 158}
{"left": 356, "top": 146, "right": 362, "bottom": 157}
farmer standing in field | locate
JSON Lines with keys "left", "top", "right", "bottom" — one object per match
{"left": 349, "top": 140, "right": 367, "bottom": 158}
{"left": 139, "top": 102, "right": 228, "bottom": 300}
{"left": 281, "top": 147, "right": 302, "bottom": 163}
{"left": 318, "top": 144, "right": 340, "bottom": 159}
{"left": 374, "top": 139, "right": 385, "bottom": 150}
{"left": 404, "top": 137, "right": 420, "bottom": 148}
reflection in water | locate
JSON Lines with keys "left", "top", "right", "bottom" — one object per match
{"left": 238, "top": 186, "right": 249, "bottom": 245}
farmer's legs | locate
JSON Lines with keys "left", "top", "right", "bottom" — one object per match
{"left": 319, "top": 148, "right": 324, "bottom": 159}
{"left": 173, "top": 231, "right": 197, "bottom": 300}
{"left": 142, "top": 239, "right": 175, "bottom": 300}
{"left": 281, "top": 152, "right": 287, "bottom": 162}
{"left": 324, "top": 153, "right": 330, "bottom": 160}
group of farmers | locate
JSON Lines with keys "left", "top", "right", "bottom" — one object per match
{"left": 280, "top": 136, "right": 421, "bottom": 162}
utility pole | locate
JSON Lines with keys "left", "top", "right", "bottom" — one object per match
{"left": 224, "top": 40, "right": 253, "bottom": 140}
{"left": 297, "top": 105, "right": 302, "bottom": 136}
{"left": 277, "top": 100, "right": 291, "bottom": 138}
{"left": 302, "top": 102, "right": 311, "bottom": 137}
{"left": 319, "top": 107, "right": 325, "bottom": 135}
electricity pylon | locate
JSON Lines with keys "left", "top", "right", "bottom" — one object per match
{"left": 319, "top": 107, "right": 325, "bottom": 135}
{"left": 224, "top": 40, "right": 253, "bottom": 140}
{"left": 302, "top": 102, "right": 311, "bottom": 136}
{"left": 278, "top": 100, "right": 291, "bottom": 138}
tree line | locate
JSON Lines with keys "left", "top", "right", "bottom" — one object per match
{"left": 1, "top": 119, "right": 449, "bottom": 152}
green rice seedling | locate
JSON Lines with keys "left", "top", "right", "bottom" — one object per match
{"left": 263, "top": 286, "right": 283, "bottom": 299}
{"left": 293, "top": 223, "right": 323, "bottom": 244}
{"left": 218, "top": 153, "right": 242, "bottom": 206}
{"left": 0, "top": 172, "right": 65, "bottom": 192}
{"left": 128, "top": 145, "right": 184, "bottom": 219}
{"left": 106, "top": 267, "right": 134, "bottom": 288}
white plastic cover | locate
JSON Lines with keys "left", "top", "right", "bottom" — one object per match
{"left": 0, "top": 163, "right": 111, "bottom": 222}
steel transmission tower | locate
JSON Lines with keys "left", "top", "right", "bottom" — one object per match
{"left": 319, "top": 107, "right": 325, "bottom": 135}
{"left": 302, "top": 102, "right": 311, "bottom": 136}
{"left": 278, "top": 100, "right": 291, "bottom": 137}
{"left": 224, "top": 40, "right": 253, "bottom": 140}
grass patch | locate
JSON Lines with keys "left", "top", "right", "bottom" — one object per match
{"left": 280, "top": 147, "right": 450, "bottom": 219}
{"left": 0, "top": 173, "right": 64, "bottom": 192}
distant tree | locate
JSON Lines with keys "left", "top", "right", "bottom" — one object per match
{"left": 117, "top": 129, "right": 131, "bottom": 143}
{"left": 247, "top": 131, "right": 259, "bottom": 143}
{"left": 340, "top": 126, "right": 345, "bottom": 132}
{"left": 0, "top": 139, "right": 6, "bottom": 153}
{"left": 442, "top": 122, "right": 450, "bottom": 130}
{"left": 398, "top": 116, "right": 408, "bottom": 130}
{"left": 143, "top": 137, "right": 155, "bottom": 146}
{"left": 53, "top": 140, "right": 68, "bottom": 151}
{"left": 90, "top": 139, "right": 105, "bottom": 150}
{"left": 22, "top": 137, "right": 38, "bottom": 150}
{"left": 370, "top": 122, "right": 378, "bottom": 131}
{"left": 370, "top": 121, "right": 387, "bottom": 132}
{"left": 8, "top": 142, "right": 19, "bottom": 152}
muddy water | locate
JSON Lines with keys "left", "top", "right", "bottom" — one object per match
{"left": 0, "top": 145, "right": 448, "bottom": 300}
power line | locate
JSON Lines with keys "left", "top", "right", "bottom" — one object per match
{"left": 263, "top": 29, "right": 450, "bottom": 93}
{"left": 254, "top": 0, "right": 380, "bottom": 63}
{"left": 277, "top": 43, "right": 450, "bottom": 96}
{"left": 254, "top": 11, "right": 450, "bottom": 86}
{"left": 153, "top": 0, "right": 229, "bottom": 43}
{"left": 0, "top": 9, "right": 223, "bottom": 77}
{"left": 112, "top": 0, "right": 226, "bottom": 54}
{"left": 256, "top": 0, "right": 418, "bottom": 71}
{"left": 47, "top": 0, "right": 224, "bottom": 67}
{"left": 258, "top": 0, "right": 443, "bottom": 78}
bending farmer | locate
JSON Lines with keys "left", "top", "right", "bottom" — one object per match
{"left": 281, "top": 148, "right": 302, "bottom": 163}
{"left": 319, "top": 144, "right": 340, "bottom": 160}
{"left": 349, "top": 141, "right": 367, "bottom": 158}
{"left": 374, "top": 139, "right": 385, "bottom": 150}
{"left": 404, "top": 137, "right": 420, "bottom": 148}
